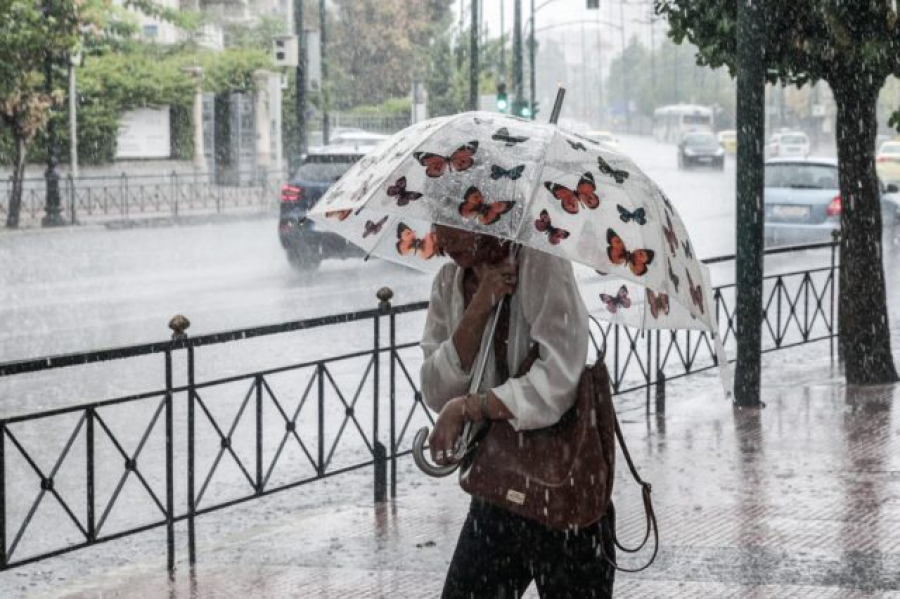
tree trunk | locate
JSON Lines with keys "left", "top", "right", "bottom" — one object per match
{"left": 6, "top": 135, "right": 27, "bottom": 229}
{"left": 832, "top": 78, "right": 899, "bottom": 384}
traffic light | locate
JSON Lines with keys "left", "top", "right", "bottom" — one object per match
{"left": 520, "top": 104, "right": 532, "bottom": 118}
{"left": 531, "top": 101, "right": 540, "bottom": 119}
{"left": 496, "top": 82, "right": 508, "bottom": 112}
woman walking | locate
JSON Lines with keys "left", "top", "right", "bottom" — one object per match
{"left": 420, "top": 224, "right": 616, "bottom": 598}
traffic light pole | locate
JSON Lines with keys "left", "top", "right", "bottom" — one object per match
{"left": 470, "top": 0, "right": 479, "bottom": 111}
{"left": 513, "top": 0, "right": 523, "bottom": 115}
{"left": 529, "top": 0, "right": 536, "bottom": 119}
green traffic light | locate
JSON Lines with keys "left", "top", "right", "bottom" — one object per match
{"left": 497, "top": 97, "right": 508, "bottom": 111}
{"left": 520, "top": 106, "right": 532, "bottom": 118}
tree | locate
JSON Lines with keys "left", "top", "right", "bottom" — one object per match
{"left": 655, "top": 1, "right": 900, "bottom": 385}
{"left": 329, "top": 0, "right": 452, "bottom": 109}
{"left": 0, "top": 0, "right": 98, "bottom": 228}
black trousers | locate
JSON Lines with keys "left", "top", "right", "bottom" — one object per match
{"left": 441, "top": 499, "right": 616, "bottom": 599}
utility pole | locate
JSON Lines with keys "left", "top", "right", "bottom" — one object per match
{"left": 320, "top": 0, "right": 329, "bottom": 145}
{"left": 293, "top": 0, "right": 307, "bottom": 168}
{"left": 619, "top": 0, "right": 629, "bottom": 132}
{"left": 734, "top": 0, "right": 766, "bottom": 407}
{"left": 470, "top": 0, "right": 479, "bottom": 111}
{"left": 42, "top": 0, "right": 64, "bottom": 227}
{"left": 513, "top": 0, "right": 523, "bottom": 115}
{"left": 529, "top": 0, "right": 536, "bottom": 119}
{"left": 500, "top": 0, "right": 505, "bottom": 81}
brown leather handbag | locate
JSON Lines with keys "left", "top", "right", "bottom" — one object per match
{"left": 458, "top": 314, "right": 658, "bottom": 570}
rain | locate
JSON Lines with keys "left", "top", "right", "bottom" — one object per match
{"left": 0, "top": 0, "right": 899, "bottom": 597}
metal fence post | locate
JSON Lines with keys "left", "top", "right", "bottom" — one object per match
{"left": 0, "top": 423, "right": 6, "bottom": 570}
{"left": 172, "top": 171, "right": 179, "bottom": 219}
{"left": 830, "top": 230, "right": 839, "bottom": 362}
{"left": 374, "top": 288, "right": 393, "bottom": 503}
{"left": 169, "top": 314, "right": 192, "bottom": 567}
{"left": 255, "top": 375, "right": 263, "bottom": 495}
{"left": 86, "top": 407, "right": 96, "bottom": 545}
{"left": 317, "top": 362, "right": 325, "bottom": 477}
{"left": 163, "top": 351, "right": 175, "bottom": 573}
{"left": 66, "top": 174, "right": 76, "bottom": 225}
{"left": 655, "top": 368, "right": 666, "bottom": 414}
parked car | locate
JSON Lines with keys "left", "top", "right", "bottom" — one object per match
{"left": 876, "top": 141, "right": 900, "bottom": 185}
{"left": 717, "top": 130, "right": 737, "bottom": 154}
{"left": 765, "top": 132, "right": 810, "bottom": 159}
{"left": 278, "top": 149, "right": 365, "bottom": 270}
{"left": 764, "top": 157, "right": 900, "bottom": 245}
{"left": 677, "top": 132, "right": 725, "bottom": 170}
{"left": 584, "top": 130, "right": 620, "bottom": 151}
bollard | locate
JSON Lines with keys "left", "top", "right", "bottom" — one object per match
{"left": 655, "top": 369, "right": 666, "bottom": 414}
{"left": 374, "top": 441, "right": 387, "bottom": 503}
{"left": 168, "top": 314, "right": 191, "bottom": 340}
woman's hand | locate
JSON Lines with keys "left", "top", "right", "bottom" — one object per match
{"left": 471, "top": 256, "right": 518, "bottom": 311}
{"left": 428, "top": 396, "right": 467, "bottom": 465}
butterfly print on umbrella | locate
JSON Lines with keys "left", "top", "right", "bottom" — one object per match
{"left": 657, "top": 188, "right": 675, "bottom": 214}
{"left": 682, "top": 239, "right": 694, "bottom": 260}
{"left": 458, "top": 187, "right": 516, "bottom": 226}
{"left": 492, "top": 128, "right": 529, "bottom": 146}
{"left": 396, "top": 223, "right": 438, "bottom": 259}
{"left": 473, "top": 116, "right": 495, "bottom": 126}
{"left": 326, "top": 209, "right": 352, "bottom": 221}
{"left": 490, "top": 164, "right": 526, "bottom": 181}
{"left": 646, "top": 289, "right": 670, "bottom": 319}
{"left": 363, "top": 215, "right": 389, "bottom": 238}
{"left": 686, "top": 270, "right": 705, "bottom": 314}
{"left": 600, "top": 285, "right": 631, "bottom": 313}
{"left": 351, "top": 174, "right": 375, "bottom": 203}
{"left": 414, "top": 141, "right": 478, "bottom": 178}
{"left": 534, "top": 210, "right": 571, "bottom": 245}
{"left": 662, "top": 212, "right": 679, "bottom": 254}
{"left": 567, "top": 139, "right": 587, "bottom": 152}
{"left": 597, "top": 156, "right": 630, "bottom": 184}
{"left": 667, "top": 260, "right": 680, "bottom": 293}
{"left": 544, "top": 172, "right": 600, "bottom": 215}
{"left": 606, "top": 229, "right": 655, "bottom": 276}
{"left": 617, "top": 205, "right": 647, "bottom": 225}
{"left": 386, "top": 177, "right": 424, "bottom": 206}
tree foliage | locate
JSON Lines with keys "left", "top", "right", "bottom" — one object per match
{"left": 655, "top": 0, "right": 900, "bottom": 384}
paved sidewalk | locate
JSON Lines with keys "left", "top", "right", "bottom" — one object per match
{"left": 29, "top": 350, "right": 900, "bottom": 598}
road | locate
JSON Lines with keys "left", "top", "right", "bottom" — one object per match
{"left": 0, "top": 135, "right": 739, "bottom": 363}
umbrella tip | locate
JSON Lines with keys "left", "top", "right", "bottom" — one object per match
{"left": 549, "top": 87, "right": 566, "bottom": 125}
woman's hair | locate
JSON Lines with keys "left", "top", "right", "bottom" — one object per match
{"left": 473, "top": 234, "right": 513, "bottom": 265}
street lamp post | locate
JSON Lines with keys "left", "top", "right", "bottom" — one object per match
{"left": 513, "top": 0, "right": 523, "bottom": 115}
{"left": 320, "top": 0, "right": 329, "bottom": 145}
{"left": 68, "top": 49, "right": 81, "bottom": 179}
{"left": 42, "top": 0, "right": 65, "bottom": 227}
{"left": 529, "top": 0, "right": 535, "bottom": 119}
{"left": 293, "top": 0, "right": 307, "bottom": 169}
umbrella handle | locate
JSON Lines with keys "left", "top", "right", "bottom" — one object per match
{"left": 412, "top": 426, "right": 461, "bottom": 477}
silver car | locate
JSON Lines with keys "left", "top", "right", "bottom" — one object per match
{"left": 764, "top": 157, "right": 899, "bottom": 244}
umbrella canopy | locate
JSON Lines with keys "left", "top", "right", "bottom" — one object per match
{"left": 308, "top": 111, "right": 718, "bottom": 337}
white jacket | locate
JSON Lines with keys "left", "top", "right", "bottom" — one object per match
{"left": 419, "top": 247, "right": 589, "bottom": 431}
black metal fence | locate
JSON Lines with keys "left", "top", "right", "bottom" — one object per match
{"left": 1, "top": 171, "right": 284, "bottom": 225}
{"left": 0, "top": 241, "right": 839, "bottom": 573}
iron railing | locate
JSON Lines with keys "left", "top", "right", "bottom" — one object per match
{"left": 0, "top": 241, "right": 839, "bottom": 572}
{"left": 1, "top": 170, "right": 284, "bottom": 225}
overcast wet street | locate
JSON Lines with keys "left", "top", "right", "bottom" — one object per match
{"left": 2, "top": 135, "right": 900, "bottom": 598}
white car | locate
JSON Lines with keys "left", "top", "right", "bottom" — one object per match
{"left": 765, "top": 132, "right": 810, "bottom": 159}
{"left": 327, "top": 131, "right": 390, "bottom": 150}
{"left": 584, "top": 130, "right": 620, "bottom": 151}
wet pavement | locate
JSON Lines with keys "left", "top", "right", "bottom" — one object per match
{"left": 32, "top": 346, "right": 900, "bottom": 598}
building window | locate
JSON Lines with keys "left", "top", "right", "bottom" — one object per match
{"left": 143, "top": 24, "right": 158, "bottom": 39}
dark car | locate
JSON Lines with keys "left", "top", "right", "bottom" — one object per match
{"left": 677, "top": 132, "right": 725, "bottom": 170}
{"left": 278, "top": 149, "right": 365, "bottom": 270}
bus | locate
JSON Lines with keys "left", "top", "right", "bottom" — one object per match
{"left": 653, "top": 105, "right": 714, "bottom": 143}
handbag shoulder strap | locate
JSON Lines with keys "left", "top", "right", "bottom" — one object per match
{"left": 597, "top": 359, "right": 659, "bottom": 572}
{"left": 493, "top": 296, "right": 540, "bottom": 382}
